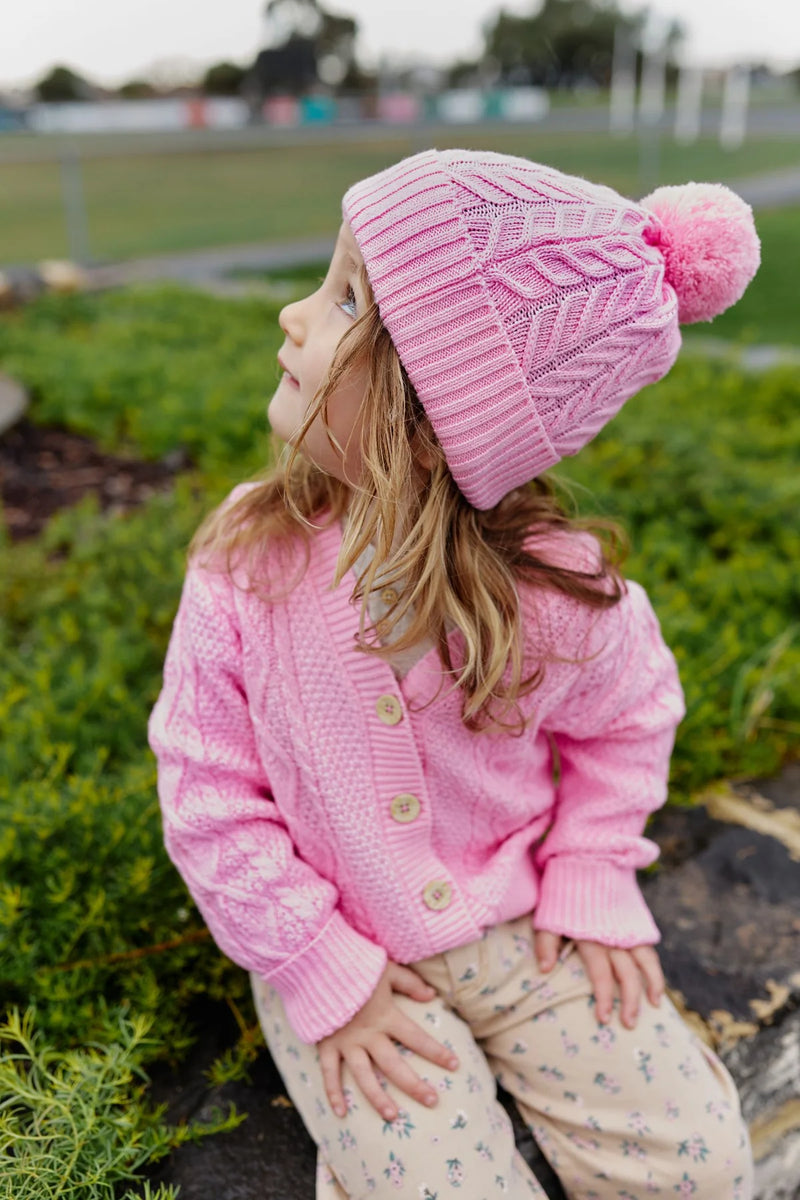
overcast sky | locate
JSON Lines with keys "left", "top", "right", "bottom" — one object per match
{"left": 2, "top": 0, "right": 798, "bottom": 91}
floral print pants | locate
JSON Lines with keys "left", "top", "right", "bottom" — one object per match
{"left": 251, "top": 914, "right": 753, "bottom": 1199}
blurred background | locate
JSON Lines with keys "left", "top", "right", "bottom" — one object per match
{"left": 1, "top": 0, "right": 799, "bottom": 270}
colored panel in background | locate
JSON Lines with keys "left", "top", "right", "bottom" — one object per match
{"left": 377, "top": 93, "right": 422, "bottom": 124}
{"left": 498, "top": 87, "right": 550, "bottom": 123}
{"left": 300, "top": 95, "right": 338, "bottom": 124}
{"left": 435, "top": 89, "right": 486, "bottom": 123}
{"left": 185, "top": 99, "right": 207, "bottom": 129}
{"left": 263, "top": 95, "right": 300, "bottom": 126}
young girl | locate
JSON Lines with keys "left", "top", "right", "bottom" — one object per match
{"left": 149, "top": 149, "right": 760, "bottom": 1199}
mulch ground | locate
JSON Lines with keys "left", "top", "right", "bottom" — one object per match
{"left": 0, "top": 419, "right": 188, "bottom": 541}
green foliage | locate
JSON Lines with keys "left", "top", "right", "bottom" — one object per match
{"left": 0, "top": 284, "right": 798, "bottom": 1191}
{"left": 0, "top": 286, "right": 277, "bottom": 472}
{"left": 0, "top": 1007, "right": 244, "bottom": 1200}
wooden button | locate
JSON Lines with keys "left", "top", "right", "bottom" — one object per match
{"left": 422, "top": 880, "right": 452, "bottom": 911}
{"left": 390, "top": 793, "right": 421, "bottom": 823}
{"left": 380, "top": 586, "right": 399, "bottom": 606}
{"left": 376, "top": 694, "right": 403, "bottom": 725}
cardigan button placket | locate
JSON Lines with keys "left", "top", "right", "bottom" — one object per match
{"left": 422, "top": 879, "right": 453, "bottom": 911}
{"left": 376, "top": 694, "right": 403, "bottom": 725}
{"left": 390, "top": 793, "right": 421, "bottom": 823}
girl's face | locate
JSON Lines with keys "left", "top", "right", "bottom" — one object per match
{"left": 269, "top": 221, "right": 369, "bottom": 488}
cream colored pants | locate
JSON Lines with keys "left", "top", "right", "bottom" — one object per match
{"left": 252, "top": 914, "right": 752, "bottom": 1199}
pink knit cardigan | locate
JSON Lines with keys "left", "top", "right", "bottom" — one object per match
{"left": 148, "top": 488, "right": 686, "bottom": 1044}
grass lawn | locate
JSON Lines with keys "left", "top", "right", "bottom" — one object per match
{"left": 2, "top": 125, "right": 800, "bottom": 264}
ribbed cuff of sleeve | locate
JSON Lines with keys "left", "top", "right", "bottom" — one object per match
{"left": 262, "top": 911, "right": 388, "bottom": 1044}
{"left": 534, "top": 858, "right": 661, "bottom": 947}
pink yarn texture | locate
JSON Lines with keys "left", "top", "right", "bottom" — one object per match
{"left": 342, "top": 150, "right": 760, "bottom": 510}
{"left": 640, "top": 182, "right": 761, "bottom": 324}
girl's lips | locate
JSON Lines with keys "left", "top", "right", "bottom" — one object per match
{"left": 282, "top": 371, "right": 300, "bottom": 389}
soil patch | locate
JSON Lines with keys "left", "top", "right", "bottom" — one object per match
{"left": 0, "top": 419, "right": 188, "bottom": 541}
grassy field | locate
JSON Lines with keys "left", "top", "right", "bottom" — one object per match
{"left": 2, "top": 125, "right": 800, "bottom": 265}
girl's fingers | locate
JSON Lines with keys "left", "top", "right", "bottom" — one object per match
{"left": 387, "top": 962, "right": 438, "bottom": 1002}
{"left": 369, "top": 1037, "right": 440, "bottom": 1112}
{"left": 579, "top": 942, "right": 615, "bottom": 1023}
{"left": 609, "top": 949, "right": 643, "bottom": 1029}
{"left": 345, "top": 1044, "right": 398, "bottom": 1121}
{"left": 391, "top": 1009, "right": 459, "bottom": 1074}
{"left": 318, "top": 1043, "right": 346, "bottom": 1117}
{"left": 534, "top": 928, "right": 562, "bottom": 972}
{"left": 631, "top": 944, "right": 665, "bottom": 1006}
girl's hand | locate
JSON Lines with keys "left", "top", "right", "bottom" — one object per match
{"left": 534, "top": 929, "right": 664, "bottom": 1030}
{"left": 317, "top": 961, "right": 459, "bottom": 1121}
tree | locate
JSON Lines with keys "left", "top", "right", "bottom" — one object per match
{"left": 35, "top": 65, "right": 96, "bottom": 102}
{"left": 202, "top": 61, "right": 248, "bottom": 96}
{"left": 257, "top": 0, "right": 359, "bottom": 92}
{"left": 483, "top": 0, "right": 682, "bottom": 90}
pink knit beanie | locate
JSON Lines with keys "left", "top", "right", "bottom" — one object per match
{"left": 342, "top": 149, "right": 760, "bottom": 510}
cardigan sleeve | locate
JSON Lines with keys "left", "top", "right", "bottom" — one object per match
{"left": 147, "top": 560, "right": 387, "bottom": 1043}
{"left": 533, "top": 573, "right": 686, "bottom": 947}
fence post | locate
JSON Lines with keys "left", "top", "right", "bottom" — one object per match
{"left": 59, "top": 146, "right": 92, "bottom": 265}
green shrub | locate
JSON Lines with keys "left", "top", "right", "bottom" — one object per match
{"left": 1, "top": 285, "right": 798, "bottom": 1194}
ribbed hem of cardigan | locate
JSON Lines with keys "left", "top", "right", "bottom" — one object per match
{"left": 342, "top": 149, "right": 558, "bottom": 510}
{"left": 263, "top": 910, "right": 388, "bottom": 1044}
{"left": 533, "top": 857, "right": 661, "bottom": 947}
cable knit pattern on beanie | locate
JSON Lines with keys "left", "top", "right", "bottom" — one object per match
{"left": 343, "top": 150, "right": 682, "bottom": 509}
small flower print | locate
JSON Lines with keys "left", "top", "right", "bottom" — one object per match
{"left": 732, "top": 1176, "right": 745, "bottom": 1200}
{"left": 593, "top": 1071, "right": 622, "bottom": 1094}
{"left": 673, "top": 1172, "right": 697, "bottom": 1195}
{"left": 645, "top": 1171, "right": 662, "bottom": 1194}
{"left": 560, "top": 1030, "right": 579, "bottom": 1057}
{"left": 634, "top": 1048, "right": 656, "bottom": 1082}
{"left": 591, "top": 1025, "right": 617, "bottom": 1052}
{"left": 627, "top": 1110, "right": 651, "bottom": 1135}
{"left": 424, "top": 1012, "right": 441, "bottom": 1027}
{"left": 618, "top": 1191, "right": 639, "bottom": 1200}
{"left": 446, "top": 1157, "right": 464, "bottom": 1187}
{"left": 621, "top": 1139, "right": 647, "bottom": 1161}
{"left": 654, "top": 1022, "right": 671, "bottom": 1048}
{"left": 298, "top": 1070, "right": 310, "bottom": 1086}
{"left": 315, "top": 1098, "right": 327, "bottom": 1119}
{"left": 512, "top": 933, "right": 528, "bottom": 954}
{"left": 418, "top": 1188, "right": 438, "bottom": 1199}
{"left": 678, "top": 1055, "right": 699, "bottom": 1081}
{"left": 361, "top": 1159, "right": 377, "bottom": 1191}
{"left": 458, "top": 963, "right": 478, "bottom": 982}
{"left": 338, "top": 1128, "right": 356, "bottom": 1151}
{"left": 665, "top": 1098, "right": 680, "bottom": 1120}
{"left": 494, "top": 1174, "right": 508, "bottom": 1193}
{"left": 534, "top": 1006, "right": 557, "bottom": 1023}
{"left": 520, "top": 977, "right": 534, "bottom": 993}
{"left": 438, "top": 1076, "right": 453, "bottom": 1091}
{"left": 383, "top": 1108, "right": 415, "bottom": 1139}
{"left": 537, "top": 1064, "right": 565, "bottom": 1083}
{"left": 384, "top": 1151, "right": 406, "bottom": 1187}
{"left": 514, "top": 1070, "right": 533, "bottom": 1094}
{"left": 567, "top": 1131, "right": 600, "bottom": 1152}
{"left": 475, "top": 1140, "right": 495, "bottom": 1161}
{"left": 510, "top": 1040, "right": 528, "bottom": 1055}
{"left": 450, "top": 1109, "right": 468, "bottom": 1130}
{"left": 584, "top": 1115, "right": 603, "bottom": 1132}
{"left": 562, "top": 1090, "right": 581, "bottom": 1104}
{"left": 286, "top": 1043, "right": 300, "bottom": 1059}
{"left": 677, "top": 1134, "right": 709, "bottom": 1163}
{"left": 705, "top": 1099, "right": 731, "bottom": 1122}
{"left": 466, "top": 1072, "right": 482, "bottom": 1093}
{"left": 479, "top": 984, "right": 497, "bottom": 996}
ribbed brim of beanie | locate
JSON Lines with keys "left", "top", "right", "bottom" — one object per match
{"left": 343, "top": 149, "right": 681, "bottom": 510}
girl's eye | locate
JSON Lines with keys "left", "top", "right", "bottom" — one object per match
{"left": 340, "top": 284, "right": 357, "bottom": 318}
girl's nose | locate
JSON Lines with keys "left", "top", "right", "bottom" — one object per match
{"left": 278, "top": 297, "right": 306, "bottom": 343}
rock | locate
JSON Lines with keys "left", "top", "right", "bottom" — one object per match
{"left": 0, "top": 374, "right": 29, "bottom": 437}
{"left": 641, "top": 764, "right": 800, "bottom": 1200}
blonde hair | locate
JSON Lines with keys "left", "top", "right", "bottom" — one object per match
{"left": 191, "top": 264, "right": 629, "bottom": 734}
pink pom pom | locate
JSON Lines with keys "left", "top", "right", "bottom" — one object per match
{"left": 640, "top": 182, "right": 760, "bottom": 324}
